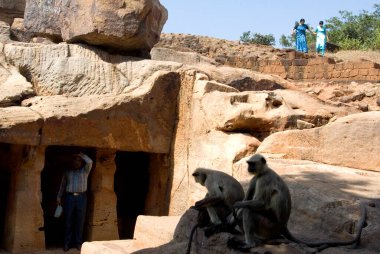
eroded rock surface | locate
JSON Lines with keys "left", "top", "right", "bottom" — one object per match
{"left": 24, "top": 0, "right": 168, "bottom": 52}
{"left": 83, "top": 157, "right": 380, "bottom": 254}
{"left": 0, "top": 71, "right": 180, "bottom": 153}
{"left": 257, "top": 112, "right": 380, "bottom": 172}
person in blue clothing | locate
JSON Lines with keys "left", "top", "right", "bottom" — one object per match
{"left": 292, "top": 18, "right": 312, "bottom": 53}
{"left": 314, "top": 21, "right": 329, "bottom": 56}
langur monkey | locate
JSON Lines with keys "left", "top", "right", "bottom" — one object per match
{"left": 187, "top": 168, "right": 245, "bottom": 254}
{"left": 192, "top": 168, "right": 245, "bottom": 226}
{"left": 229, "top": 154, "right": 367, "bottom": 252}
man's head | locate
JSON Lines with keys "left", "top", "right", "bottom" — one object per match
{"left": 319, "top": 21, "right": 324, "bottom": 26}
{"left": 300, "top": 18, "right": 305, "bottom": 24}
{"left": 73, "top": 155, "right": 84, "bottom": 170}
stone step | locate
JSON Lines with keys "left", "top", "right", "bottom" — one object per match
{"left": 82, "top": 215, "right": 181, "bottom": 254}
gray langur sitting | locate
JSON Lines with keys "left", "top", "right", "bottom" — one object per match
{"left": 192, "top": 168, "right": 244, "bottom": 233}
{"left": 228, "top": 154, "right": 367, "bottom": 252}
{"left": 186, "top": 168, "right": 245, "bottom": 254}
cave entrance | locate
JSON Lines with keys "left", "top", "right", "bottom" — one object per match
{"left": 41, "top": 146, "right": 95, "bottom": 249}
{"left": 0, "top": 143, "right": 12, "bottom": 250}
{"left": 114, "top": 152, "right": 150, "bottom": 239}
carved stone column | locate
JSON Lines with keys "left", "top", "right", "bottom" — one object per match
{"left": 4, "top": 145, "right": 45, "bottom": 252}
{"left": 87, "top": 149, "right": 118, "bottom": 240}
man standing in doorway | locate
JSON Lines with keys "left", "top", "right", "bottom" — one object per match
{"left": 57, "top": 152, "right": 93, "bottom": 251}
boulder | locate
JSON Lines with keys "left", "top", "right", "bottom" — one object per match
{"left": 257, "top": 112, "right": 380, "bottom": 172}
{"left": 24, "top": 0, "right": 168, "bottom": 52}
{"left": 10, "top": 18, "right": 34, "bottom": 42}
{"left": 169, "top": 73, "right": 261, "bottom": 215}
{"left": 0, "top": 67, "right": 35, "bottom": 107}
{"left": 0, "top": 106, "right": 42, "bottom": 144}
{"left": 4, "top": 42, "right": 182, "bottom": 96}
{"left": 0, "top": 71, "right": 181, "bottom": 153}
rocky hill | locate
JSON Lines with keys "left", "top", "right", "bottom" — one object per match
{"left": 0, "top": 1, "right": 379, "bottom": 254}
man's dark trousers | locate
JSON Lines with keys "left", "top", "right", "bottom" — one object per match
{"left": 64, "top": 193, "right": 87, "bottom": 247}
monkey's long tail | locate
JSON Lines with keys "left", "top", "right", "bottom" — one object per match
{"left": 186, "top": 224, "right": 199, "bottom": 254}
{"left": 283, "top": 202, "right": 367, "bottom": 251}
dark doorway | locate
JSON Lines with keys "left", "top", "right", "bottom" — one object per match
{"left": 0, "top": 143, "right": 11, "bottom": 249}
{"left": 41, "top": 146, "right": 95, "bottom": 248}
{"left": 114, "top": 152, "right": 150, "bottom": 239}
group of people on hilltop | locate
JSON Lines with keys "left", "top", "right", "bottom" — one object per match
{"left": 292, "top": 18, "right": 329, "bottom": 56}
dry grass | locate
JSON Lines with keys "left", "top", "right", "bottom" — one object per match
{"left": 326, "top": 50, "right": 380, "bottom": 64}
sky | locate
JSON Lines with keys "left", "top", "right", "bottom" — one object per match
{"left": 160, "top": 1, "right": 378, "bottom": 47}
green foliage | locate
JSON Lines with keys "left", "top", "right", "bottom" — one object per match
{"left": 279, "top": 34, "right": 293, "bottom": 48}
{"left": 240, "top": 31, "right": 275, "bottom": 46}
{"left": 279, "top": 24, "right": 315, "bottom": 51}
{"left": 326, "top": 4, "right": 380, "bottom": 50}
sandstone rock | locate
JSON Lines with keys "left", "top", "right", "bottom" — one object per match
{"left": 189, "top": 64, "right": 295, "bottom": 91}
{"left": 111, "top": 157, "right": 380, "bottom": 253}
{"left": 4, "top": 42, "right": 182, "bottom": 96}
{"left": 0, "top": 106, "right": 42, "bottom": 144}
{"left": 357, "top": 103, "right": 369, "bottom": 112}
{"left": 24, "top": 0, "right": 168, "bottom": 52}
{"left": 157, "top": 33, "right": 285, "bottom": 62}
{"left": 10, "top": 18, "right": 34, "bottom": 42}
{"left": 377, "top": 97, "right": 380, "bottom": 106}
{"left": 169, "top": 73, "right": 261, "bottom": 215}
{"left": 0, "top": 67, "right": 35, "bottom": 107}
{"left": 0, "top": 71, "right": 180, "bottom": 153}
{"left": 82, "top": 215, "right": 181, "bottom": 254}
{"left": 0, "top": 0, "right": 25, "bottom": 24}
{"left": 296, "top": 119, "right": 314, "bottom": 129}
{"left": 213, "top": 89, "right": 357, "bottom": 135}
{"left": 0, "top": 0, "right": 25, "bottom": 11}
{"left": 339, "top": 95, "right": 353, "bottom": 103}
{"left": 151, "top": 47, "right": 217, "bottom": 65}
{"left": 365, "top": 89, "right": 376, "bottom": 97}
{"left": 0, "top": 21, "right": 11, "bottom": 42}
{"left": 257, "top": 112, "right": 380, "bottom": 172}
{"left": 351, "top": 91, "right": 365, "bottom": 101}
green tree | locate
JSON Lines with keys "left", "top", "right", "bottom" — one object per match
{"left": 240, "top": 31, "right": 275, "bottom": 46}
{"left": 326, "top": 4, "right": 380, "bottom": 50}
{"left": 279, "top": 34, "right": 293, "bottom": 48}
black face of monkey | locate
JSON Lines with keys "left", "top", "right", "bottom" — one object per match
{"left": 192, "top": 171, "right": 206, "bottom": 185}
{"left": 247, "top": 155, "right": 267, "bottom": 174}
{"left": 247, "top": 161, "right": 257, "bottom": 174}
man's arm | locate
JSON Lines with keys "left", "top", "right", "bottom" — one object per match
{"left": 79, "top": 152, "right": 93, "bottom": 174}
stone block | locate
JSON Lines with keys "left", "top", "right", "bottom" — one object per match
{"left": 293, "top": 59, "right": 308, "bottom": 66}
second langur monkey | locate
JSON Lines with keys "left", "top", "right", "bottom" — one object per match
{"left": 192, "top": 168, "right": 244, "bottom": 227}
{"left": 187, "top": 168, "right": 245, "bottom": 254}
{"left": 229, "top": 154, "right": 367, "bottom": 252}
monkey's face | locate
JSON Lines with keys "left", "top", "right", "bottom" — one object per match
{"left": 192, "top": 171, "right": 206, "bottom": 185}
{"left": 247, "top": 161, "right": 258, "bottom": 174}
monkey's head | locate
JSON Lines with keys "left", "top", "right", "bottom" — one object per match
{"left": 192, "top": 168, "right": 207, "bottom": 186}
{"left": 246, "top": 154, "right": 267, "bottom": 175}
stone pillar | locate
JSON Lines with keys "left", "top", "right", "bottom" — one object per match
{"left": 4, "top": 145, "right": 45, "bottom": 253}
{"left": 144, "top": 154, "right": 170, "bottom": 216}
{"left": 87, "top": 149, "right": 118, "bottom": 240}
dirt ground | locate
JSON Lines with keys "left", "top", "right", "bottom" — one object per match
{"left": 326, "top": 50, "right": 380, "bottom": 64}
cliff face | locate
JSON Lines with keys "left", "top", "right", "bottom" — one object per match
{"left": 0, "top": 1, "right": 380, "bottom": 253}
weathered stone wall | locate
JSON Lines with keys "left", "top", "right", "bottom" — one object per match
{"left": 156, "top": 33, "right": 380, "bottom": 82}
